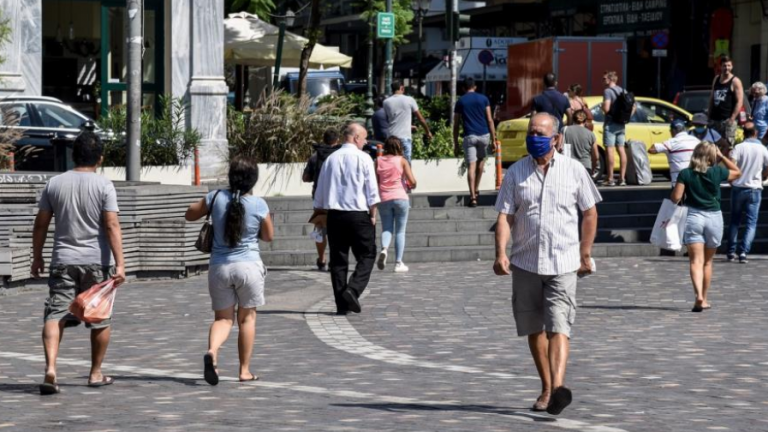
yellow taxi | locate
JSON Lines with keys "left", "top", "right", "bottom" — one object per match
{"left": 497, "top": 96, "right": 701, "bottom": 173}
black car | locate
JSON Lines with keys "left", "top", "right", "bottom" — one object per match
{"left": 0, "top": 96, "right": 106, "bottom": 171}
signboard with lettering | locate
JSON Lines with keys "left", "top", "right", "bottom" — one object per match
{"left": 597, "top": 0, "right": 670, "bottom": 34}
{"left": 376, "top": 12, "right": 395, "bottom": 39}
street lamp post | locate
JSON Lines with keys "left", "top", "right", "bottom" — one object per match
{"left": 411, "top": 0, "right": 431, "bottom": 94}
{"left": 365, "top": 5, "right": 375, "bottom": 132}
{"left": 272, "top": 9, "right": 296, "bottom": 89}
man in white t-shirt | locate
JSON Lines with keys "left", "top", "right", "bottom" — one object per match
{"left": 726, "top": 122, "right": 768, "bottom": 263}
{"left": 649, "top": 119, "right": 700, "bottom": 186}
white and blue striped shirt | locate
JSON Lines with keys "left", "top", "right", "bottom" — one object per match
{"left": 495, "top": 152, "right": 602, "bottom": 275}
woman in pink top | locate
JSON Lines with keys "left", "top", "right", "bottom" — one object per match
{"left": 376, "top": 137, "right": 418, "bottom": 273}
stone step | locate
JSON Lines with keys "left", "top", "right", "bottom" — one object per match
{"left": 261, "top": 243, "right": 666, "bottom": 267}
{"left": 265, "top": 231, "right": 497, "bottom": 252}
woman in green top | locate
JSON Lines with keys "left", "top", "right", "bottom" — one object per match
{"left": 671, "top": 141, "right": 741, "bottom": 312}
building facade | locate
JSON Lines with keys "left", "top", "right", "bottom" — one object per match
{"left": 0, "top": 0, "right": 228, "bottom": 179}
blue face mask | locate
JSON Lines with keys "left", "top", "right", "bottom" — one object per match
{"left": 526, "top": 135, "right": 553, "bottom": 158}
{"left": 694, "top": 126, "right": 706, "bottom": 134}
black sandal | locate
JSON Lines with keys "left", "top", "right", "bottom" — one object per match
{"left": 203, "top": 353, "right": 219, "bottom": 386}
{"left": 546, "top": 386, "right": 572, "bottom": 415}
{"left": 469, "top": 198, "right": 478, "bottom": 208}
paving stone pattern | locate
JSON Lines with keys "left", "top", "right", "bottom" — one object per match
{"left": 0, "top": 257, "right": 767, "bottom": 431}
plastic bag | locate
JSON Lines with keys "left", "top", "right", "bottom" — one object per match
{"left": 650, "top": 199, "right": 688, "bottom": 251}
{"left": 68, "top": 278, "right": 118, "bottom": 324}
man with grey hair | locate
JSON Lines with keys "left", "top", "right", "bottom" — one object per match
{"left": 493, "top": 112, "right": 602, "bottom": 415}
{"left": 314, "top": 123, "right": 380, "bottom": 315}
{"left": 749, "top": 81, "right": 768, "bottom": 139}
{"left": 649, "top": 118, "right": 700, "bottom": 186}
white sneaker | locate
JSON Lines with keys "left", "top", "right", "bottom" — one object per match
{"left": 394, "top": 262, "right": 409, "bottom": 273}
{"left": 377, "top": 249, "right": 388, "bottom": 270}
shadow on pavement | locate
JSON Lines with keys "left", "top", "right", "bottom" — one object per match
{"left": 581, "top": 305, "right": 685, "bottom": 312}
{"left": 0, "top": 383, "right": 46, "bottom": 395}
{"left": 109, "top": 375, "right": 203, "bottom": 387}
{"left": 259, "top": 310, "right": 336, "bottom": 316}
{"left": 331, "top": 402, "right": 557, "bottom": 422}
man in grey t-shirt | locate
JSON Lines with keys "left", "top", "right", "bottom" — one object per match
{"left": 32, "top": 131, "right": 125, "bottom": 395}
{"left": 563, "top": 110, "right": 598, "bottom": 174}
{"left": 383, "top": 81, "right": 432, "bottom": 163}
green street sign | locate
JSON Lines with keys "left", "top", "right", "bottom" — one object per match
{"left": 377, "top": 12, "right": 395, "bottom": 39}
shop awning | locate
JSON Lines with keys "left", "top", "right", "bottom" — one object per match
{"left": 224, "top": 12, "right": 353, "bottom": 68}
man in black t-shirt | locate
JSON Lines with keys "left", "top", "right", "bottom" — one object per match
{"left": 531, "top": 73, "right": 572, "bottom": 129}
{"left": 708, "top": 55, "right": 743, "bottom": 147}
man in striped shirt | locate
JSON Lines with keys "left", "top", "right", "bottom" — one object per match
{"left": 493, "top": 113, "right": 602, "bottom": 415}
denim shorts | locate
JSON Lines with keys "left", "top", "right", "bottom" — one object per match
{"left": 603, "top": 122, "right": 626, "bottom": 147}
{"left": 683, "top": 208, "right": 724, "bottom": 249}
{"left": 463, "top": 134, "right": 491, "bottom": 163}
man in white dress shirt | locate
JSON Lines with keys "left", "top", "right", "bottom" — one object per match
{"left": 493, "top": 113, "right": 602, "bottom": 415}
{"left": 314, "top": 123, "right": 381, "bottom": 315}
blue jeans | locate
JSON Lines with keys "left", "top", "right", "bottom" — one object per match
{"left": 727, "top": 187, "right": 762, "bottom": 255}
{"left": 400, "top": 138, "right": 413, "bottom": 163}
{"left": 379, "top": 199, "right": 410, "bottom": 262}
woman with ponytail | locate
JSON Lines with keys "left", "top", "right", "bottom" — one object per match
{"left": 185, "top": 156, "right": 274, "bottom": 385}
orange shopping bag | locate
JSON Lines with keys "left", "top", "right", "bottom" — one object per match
{"left": 68, "top": 278, "right": 118, "bottom": 324}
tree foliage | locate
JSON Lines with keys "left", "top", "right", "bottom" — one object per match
{"left": 226, "top": 0, "right": 276, "bottom": 20}
{"left": 359, "top": 0, "right": 414, "bottom": 46}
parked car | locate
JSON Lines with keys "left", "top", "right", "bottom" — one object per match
{"left": 673, "top": 85, "right": 751, "bottom": 124}
{"left": 0, "top": 96, "right": 106, "bottom": 171}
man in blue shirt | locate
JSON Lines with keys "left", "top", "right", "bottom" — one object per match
{"left": 531, "top": 73, "right": 572, "bottom": 128}
{"left": 453, "top": 78, "right": 497, "bottom": 206}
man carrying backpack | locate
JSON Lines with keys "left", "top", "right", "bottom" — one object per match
{"left": 303, "top": 128, "right": 340, "bottom": 271}
{"left": 601, "top": 71, "right": 634, "bottom": 186}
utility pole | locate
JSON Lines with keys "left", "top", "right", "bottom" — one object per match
{"left": 126, "top": 0, "right": 142, "bottom": 181}
{"left": 385, "top": 0, "right": 393, "bottom": 95}
{"left": 449, "top": 0, "right": 458, "bottom": 128}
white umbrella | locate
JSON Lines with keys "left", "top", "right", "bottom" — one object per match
{"left": 224, "top": 12, "right": 353, "bottom": 68}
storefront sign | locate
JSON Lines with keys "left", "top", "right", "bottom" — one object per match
{"left": 597, "top": 0, "right": 670, "bottom": 34}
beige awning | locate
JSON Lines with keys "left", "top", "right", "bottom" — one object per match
{"left": 224, "top": 12, "right": 352, "bottom": 68}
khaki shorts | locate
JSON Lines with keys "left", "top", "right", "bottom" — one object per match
{"left": 44, "top": 264, "right": 116, "bottom": 329}
{"left": 208, "top": 261, "right": 267, "bottom": 310}
{"left": 511, "top": 265, "right": 577, "bottom": 338}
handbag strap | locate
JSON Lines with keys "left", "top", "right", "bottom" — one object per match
{"left": 205, "top": 190, "right": 222, "bottom": 222}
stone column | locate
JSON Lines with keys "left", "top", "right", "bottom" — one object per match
{"left": 0, "top": 1, "right": 26, "bottom": 96}
{"left": 19, "top": 0, "right": 42, "bottom": 96}
{"left": 0, "top": 0, "right": 41, "bottom": 97}
{"left": 188, "top": 0, "right": 228, "bottom": 180}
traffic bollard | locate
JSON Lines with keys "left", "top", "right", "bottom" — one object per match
{"left": 194, "top": 149, "right": 201, "bottom": 186}
{"left": 8, "top": 152, "right": 15, "bottom": 173}
{"left": 495, "top": 140, "right": 502, "bottom": 191}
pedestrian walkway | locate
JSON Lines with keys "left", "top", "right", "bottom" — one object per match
{"left": 0, "top": 257, "right": 766, "bottom": 431}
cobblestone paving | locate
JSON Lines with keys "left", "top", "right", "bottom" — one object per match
{"left": 1, "top": 257, "right": 767, "bottom": 432}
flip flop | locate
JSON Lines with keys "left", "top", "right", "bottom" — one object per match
{"left": 239, "top": 374, "right": 259, "bottom": 382}
{"left": 39, "top": 382, "right": 60, "bottom": 395}
{"left": 87, "top": 376, "right": 114, "bottom": 387}
{"left": 691, "top": 305, "right": 704, "bottom": 313}
{"left": 546, "top": 386, "right": 572, "bottom": 415}
{"left": 203, "top": 353, "right": 219, "bottom": 386}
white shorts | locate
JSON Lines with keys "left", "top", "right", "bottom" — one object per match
{"left": 208, "top": 261, "right": 267, "bottom": 310}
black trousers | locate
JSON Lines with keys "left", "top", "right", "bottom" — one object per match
{"left": 326, "top": 210, "right": 377, "bottom": 312}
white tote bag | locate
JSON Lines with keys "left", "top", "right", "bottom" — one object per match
{"left": 650, "top": 199, "right": 688, "bottom": 251}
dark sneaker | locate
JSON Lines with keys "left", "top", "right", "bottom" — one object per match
{"left": 726, "top": 254, "right": 736, "bottom": 262}
{"left": 316, "top": 258, "right": 327, "bottom": 272}
{"left": 546, "top": 386, "right": 572, "bottom": 415}
{"left": 739, "top": 254, "right": 748, "bottom": 264}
